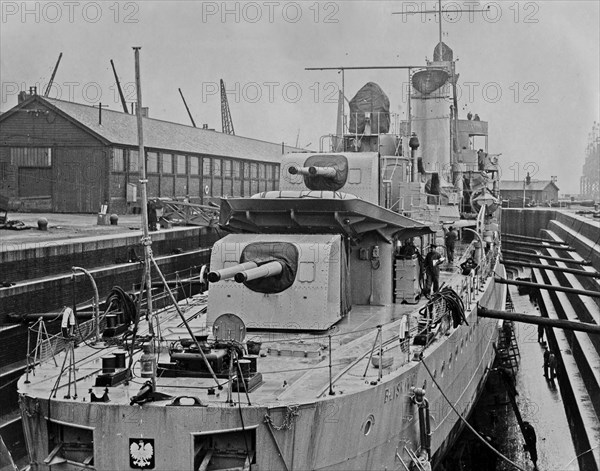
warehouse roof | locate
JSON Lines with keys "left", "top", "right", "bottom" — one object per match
{"left": 2, "top": 95, "right": 304, "bottom": 163}
{"left": 500, "top": 180, "right": 559, "bottom": 191}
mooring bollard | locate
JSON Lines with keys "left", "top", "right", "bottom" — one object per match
{"left": 37, "top": 217, "right": 48, "bottom": 231}
{"left": 109, "top": 214, "right": 119, "bottom": 225}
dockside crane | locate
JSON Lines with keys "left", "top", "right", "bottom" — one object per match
{"left": 44, "top": 52, "right": 63, "bottom": 97}
{"left": 220, "top": 79, "right": 235, "bottom": 135}
{"left": 110, "top": 59, "right": 129, "bottom": 114}
{"left": 178, "top": 88, "right": 197, "bottom": 128}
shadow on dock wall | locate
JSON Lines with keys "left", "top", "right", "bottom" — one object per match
{"left": 501, "top": 209, "right": 556, "bottom": 238}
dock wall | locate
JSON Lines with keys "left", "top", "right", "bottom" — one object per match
{"left": 0, "top": 226, "right": 219, "bottom": 282}
{"left": 502, "top": 209, "right": 600, "bottom": 271}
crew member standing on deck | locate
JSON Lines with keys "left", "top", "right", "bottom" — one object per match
{"left": 423, "top": 244, "right": 444, "bottom": 298}
{"left": 444, "top": 226, "right": 458, "bottom": 264}
{"left": 543, "top": 346, "right": 550, "bottom": 378}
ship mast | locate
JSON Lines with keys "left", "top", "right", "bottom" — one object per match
{"left": 394, "top": 0, "right": 490, "bottom": 44}
{"left": 133, "top": 47, "right": 154, "bottom": 332}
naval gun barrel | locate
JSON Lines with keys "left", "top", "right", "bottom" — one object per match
{"left": 208, "top": 262, "right": 258, "bottom": 283}
{"left": 288, "top": 166, "right": 337, "bottom": 178}
{"left": 234, "top": 261, "right": 283, "bottom": 283}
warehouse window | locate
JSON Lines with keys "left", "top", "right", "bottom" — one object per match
{"left": 190, "top": 156, "right": 199, "bottom": 175}
{"left": 162, "top": 153, "right": 173, "bottom": 174}
{"left": 147, "top": 152, "right": 158, "bottom": 173}
{"left": 203, "top": 158, "right": 211, "bottom": 176}
{"left": 0, "top": 162, "right": 9, "bottom": 181}
{"left": 176, "top": 155, "right": 186, "bottom": 174}
{"left": 10, "top": 147, "right": 51, "bottom": 167}
{"left": 213, "top": 159, "right": 222, "bottom": 177}
{"left": 112, "top": 148, "right": 125, "bottom": 172}
{"left": 232, "top": 160, "right": 241, "bottom": 179}
{"left": 222, "top": 159, "right": 232, "bottom": 178}
{"left": 129, "top": 150, "right": 139, "bottom": 172}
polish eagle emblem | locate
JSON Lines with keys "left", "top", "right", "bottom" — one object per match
{"left": 130, "top": 439, "right": 154, "bottom": 468}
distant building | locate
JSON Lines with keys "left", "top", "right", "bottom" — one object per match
{"left": 0, "top": 94, "right": 301, "bottom": 213}
{"left": 580, "top": 124, "right": 599, "bottom": 201}
{"left": 499, "top": 180, "right": 559, "bottom": 206}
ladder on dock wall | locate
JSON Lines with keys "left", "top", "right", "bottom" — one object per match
{"left": 495, "top": 292, "right": 521, "bottom": 376}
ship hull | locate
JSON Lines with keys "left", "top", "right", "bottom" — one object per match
{"left": 20, "top": 264, "right": 506, "bottom": 471}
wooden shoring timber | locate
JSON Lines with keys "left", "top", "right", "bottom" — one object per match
{"left": 493, "top": 277, "right": 600, "bottom": 299}
{"left": 478, "top": 306, "right": 600, "bottom": 335}
{"left": 501, "top": 260, "right": 600, "bottom": 278}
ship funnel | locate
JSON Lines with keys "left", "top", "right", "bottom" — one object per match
{"left": 234, "top": 261, "right": 283, "bottom": 283}
{"left": 208, "top": 261, "right": 258, "bottom": 283}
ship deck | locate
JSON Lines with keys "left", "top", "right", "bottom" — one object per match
{"left": 19, "top": 250, "right": 470, "bottom": 408}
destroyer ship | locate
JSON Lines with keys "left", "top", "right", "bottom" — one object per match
{"left": 17, "top": 39, "right": 506, "bottom": 471}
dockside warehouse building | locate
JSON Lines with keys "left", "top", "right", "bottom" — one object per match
{"left": 0, "top": 94, "right": 299, "bottom": 213}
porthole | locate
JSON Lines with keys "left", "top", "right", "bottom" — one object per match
{"left": 363, "top": 414, "right": 375, "bottom": 435}
{"left": 449, "top": 352, "right": 453, "bottom": 367}
{"left": 460, "top": 338, "right": 464, "bottom": 353}
{"left": 455, "top": 345, "right": 459, "bottom": 358}
{"left": 440, "top": 361, "right": 446, "bottom": 378}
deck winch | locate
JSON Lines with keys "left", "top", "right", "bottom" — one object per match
{"left": 159, "top": 314, "right": 263, "bottom": 393}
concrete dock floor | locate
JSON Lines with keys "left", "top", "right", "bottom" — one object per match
{"left": 498, "top": 284, "right": 580, "bottom": 471}
{"left": 0, "top": 212, "right": 146, "bottom": 248}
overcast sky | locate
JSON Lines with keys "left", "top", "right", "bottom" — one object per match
{"left": 1, "top": 0, "right": 598, "bottom": 193}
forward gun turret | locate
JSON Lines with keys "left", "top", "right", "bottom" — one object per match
{"left": 207, "top": 261, "right": 258, "bottom": 283}
{"left": 234, "top": 261, "right": 283, "bottom": 283}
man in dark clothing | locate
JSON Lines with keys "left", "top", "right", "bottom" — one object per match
{"left": 548, "top": 351, "right": 558, "bottom": 380}
{"left": 444, "top": 226, "right": 458, "bottom": 264}
{"left": 423, "top": 245, "right": 444, "bottom": 297}
{"left": 477, "top": 149, "right": 486, "bottom": 171}
{"left": 537, "top": 324, "right": 545, "bottom": 343}
{"left": 398, "top": 239, "right": 418, "bottom": 258}
{"left": 147, "top": 201, "right": 158, "bottom": 231}
{"left": 543, "top": 346, "right": 550, "bottom": 378}
{"left": 522, "top": 421, "right": 538, "bottom": 469}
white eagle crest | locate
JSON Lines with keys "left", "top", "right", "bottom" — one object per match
{"left": 130, "top": 440, "right": 153, "bottom": 467}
